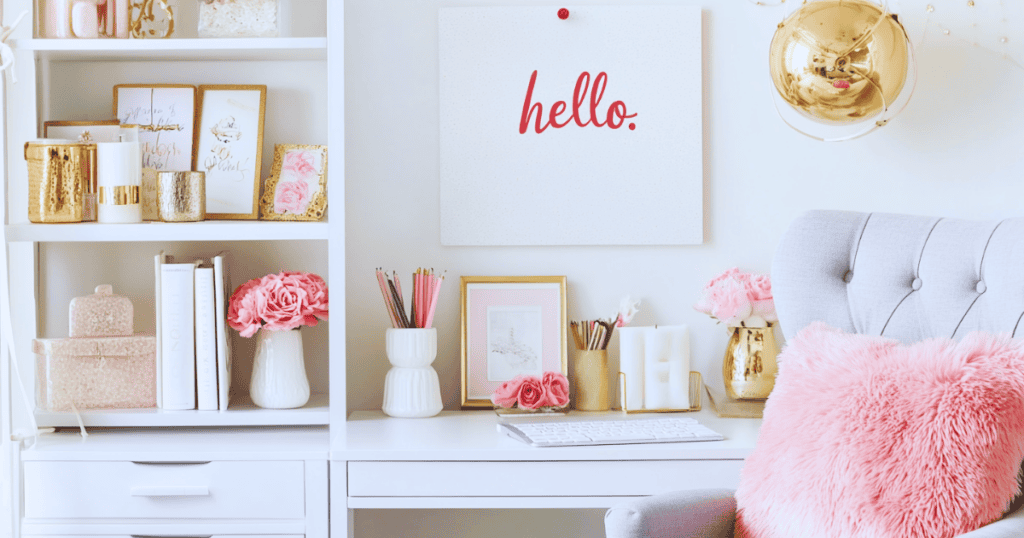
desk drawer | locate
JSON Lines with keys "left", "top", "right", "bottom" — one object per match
{"left": 349, "top": 460, "right": 743, "bottom": 497}
{"left": 24, "top": 460, "right": 305, "bottom": 519}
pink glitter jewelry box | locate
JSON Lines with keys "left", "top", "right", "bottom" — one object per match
{"left": 33, "top": 284, "right": 156, "bottom": 411}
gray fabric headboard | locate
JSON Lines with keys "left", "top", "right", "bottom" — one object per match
{"left": 772, "top": 210, "right": 1024, "bottom": 343}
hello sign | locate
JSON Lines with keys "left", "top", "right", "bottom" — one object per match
{"left": 440, "top": 6, "right": 702, "bottom": 245}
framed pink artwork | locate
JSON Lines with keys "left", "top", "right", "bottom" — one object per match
{"left": 460, "top": 276, "right": 567, "bottom": 408}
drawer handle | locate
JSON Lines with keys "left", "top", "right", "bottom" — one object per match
{"left": 132, "top": 461, "right": 212, "bottom": 466}
{"left": 130, "top": 486, "right": 210, "bottom": 497}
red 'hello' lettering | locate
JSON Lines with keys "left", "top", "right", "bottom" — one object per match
{"left": 519, "top": 70, "right": 637, "bottom": 134}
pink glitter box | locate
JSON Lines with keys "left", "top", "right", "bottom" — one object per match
{"left": 33, "top": 285, "right": 156, "bottom": 411}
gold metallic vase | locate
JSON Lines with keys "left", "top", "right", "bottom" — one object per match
{"left": 157, "top": 171, "right": 206, "bottom": 222}
{"left": 574, "top": 349, "right": 610, "bottom": 411}
{"left": 25, "top": 142, "right": 95, "bottom": 223}
{"left": 723, "top": 325, "right": 778, "bottom": 400}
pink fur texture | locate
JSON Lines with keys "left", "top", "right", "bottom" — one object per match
{"left": 735, "top": 323, "right": 1024, "bottom": 538}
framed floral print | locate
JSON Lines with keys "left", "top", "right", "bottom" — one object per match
{"left": 259, "top": 144, "right": 328, "bottom": 221}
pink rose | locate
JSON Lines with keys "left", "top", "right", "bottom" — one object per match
{"left": 704, "top": 267, "right": 741, "bottom": 290}
{"left": 274, "top": 179, "right": 310, "bottom": 214}
{"left": 747, "top": 274, "right": 773, "bottom": 301}
{"left": 516, "top": 376, "right": 546, "bottom": 410}
{"left": 283, "top": 150, "right": 317, "bottom": 179}
{"left": 541, "top": 372, "right": 570, "bottom": 408}
{"left": 707, "top": 278, "right": 753, "bottom": 326}
{"left": 258, "top": 273, "right": 309, "bottom": 331}
{"left": 228, "top": 278, "right": 266, "bottom": 338}
{"left": 282, "top": 271, "right": 329, "bottom": 325}
{"left": 491, "top": 375, "right": 526, "bottom": 408}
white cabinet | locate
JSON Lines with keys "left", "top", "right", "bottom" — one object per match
{"left": 1, "top": 0, "right": 344, "bottom": 536}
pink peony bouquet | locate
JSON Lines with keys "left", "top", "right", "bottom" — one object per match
{"left": 228, "top": 271, "right": 329, "bottom": 337}
{"left": 693, "top": 268, "right": 776, "bottom": 327}
{"left": 491, "top": 372, "right": 570, "bottom": 411}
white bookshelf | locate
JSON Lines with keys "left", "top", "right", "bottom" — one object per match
{"left": 13, "top": 37, "right": 328, "bottom": 61}
{"left": 35, "top": 393, "right": 330, "bottom": 428}
{"left": 6, "top": 221, "right": 330, "bottom": 242}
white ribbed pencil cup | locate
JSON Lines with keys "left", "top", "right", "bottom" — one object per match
{"left": 382, "top": 328, "right": 443, "bottom": 418}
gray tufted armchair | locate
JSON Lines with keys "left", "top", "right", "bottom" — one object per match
{"left": 605, "top": 210, "right": 1024, "bottom": 538}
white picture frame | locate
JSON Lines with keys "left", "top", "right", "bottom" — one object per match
{"left": 194, "top": 85, "right": 267, "bottom": 220}
{"left": 113, "top": 84, "right": 197, "bottom": 171}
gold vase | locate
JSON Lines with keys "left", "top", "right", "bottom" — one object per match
{"left": 723, "top": 324, "right": 778, "bottom": 400}
{"left": 573, "top": 349, "right": 610, "bottom": 411}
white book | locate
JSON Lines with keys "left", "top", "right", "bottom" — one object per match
{"left": 153, "top": 251, "right": 168, "bottom": 408}
{"left": 194, "top": 266, "right": 218, "bottom": 411}
{"left": 161, "top": 262, "right": 197, "bottom": 410}
{"left": 213, "top": 253, "right": 233, "bottom": 411}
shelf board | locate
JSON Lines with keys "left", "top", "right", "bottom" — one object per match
{"left": 35, "top": 393, "right": 329, "bottom": 428}
{"left": 13, "top": 37, "right": 327, "bottom": 61}
{"left": 5, "top": 220, "right": 329, "bottom": 242}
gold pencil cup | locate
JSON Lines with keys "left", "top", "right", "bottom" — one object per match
{"left": 25, "top": 142, "right": 95, "bottom": 223}
{"left": 723, "top": 324, "right": 779, "bottom": 400}
{"left": 157, "top": 171, "right": 206, "bottom": 222}
{"left": 574, "top": 349, "right": 610, "bottom": 411}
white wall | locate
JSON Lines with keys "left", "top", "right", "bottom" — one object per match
{"left": 345, "top": 1, "right": 1024, "bottom": 536}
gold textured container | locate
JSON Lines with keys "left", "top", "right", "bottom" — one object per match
{"left": 157, "top": 171, "right": 206, "bottom": 222}
{"left": 574, "top": 349, "right": 610, "bottom": 411}
{"left": 24, "top": 142, "right": 95, "bottom": 223}
{"left": 723, "top": 324, "right": 779, "bottom": 400}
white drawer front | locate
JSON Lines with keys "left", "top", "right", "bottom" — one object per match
{"left": 24, "top": 461, "right": 305, "bottom": 519}
{"left": 348, "top": 460, "right": 743, "bottom": 497}
{"left": 23, "top": 536, "right": 303, "bottom": 538}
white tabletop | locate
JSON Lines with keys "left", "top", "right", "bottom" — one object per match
{"left": 334, "top": 408, "right": 762, "bottom": 461}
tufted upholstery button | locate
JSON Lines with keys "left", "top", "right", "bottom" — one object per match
{"left": 843, "top": 271, "right": 853, "bottom": 283}
{"left": 911, "top": 278, "right": 922, "bottom": 291}
{"left": 976, "top": 281, "right": 987, "bottom": 294}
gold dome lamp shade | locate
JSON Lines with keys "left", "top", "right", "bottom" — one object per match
{"left": 768, "top": 0, "right": 917, "bottom": 141}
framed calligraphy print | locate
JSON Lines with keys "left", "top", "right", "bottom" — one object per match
{"left": 113, "top": 84, "right": 196, "bottom": 171}
{"left": 439, "top": 6, "right": 703, "bottom": 245}
{"left": 194, "top": 85, "right": 267, "bottom": 219}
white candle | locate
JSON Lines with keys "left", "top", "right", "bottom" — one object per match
{"left": 643, "top": 325, "right": 690, "bottom": 410}
{"left": 617, "top": 327, "right": 647, "bottom": 411}
{"left": 96, "top": 140, "right": 142, "bottom": 224}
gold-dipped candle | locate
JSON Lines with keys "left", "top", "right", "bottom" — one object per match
{"left": 157, "top": 171, "right": 206, "bottom": 222}
{"left": 24, "top": 141, "right": 94, "bottom": 223}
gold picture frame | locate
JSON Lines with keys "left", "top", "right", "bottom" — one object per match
{"left": 194, "top": 84, "right": 267, "bottom": 220}
{"left": 259, "top": 144, "right": 328, "bottom": 221}
{"left": 460, "top": 276, "right": 568, "bottom": 409}
{"left": 43, "top": 120, "right": 122, "bottom": 142}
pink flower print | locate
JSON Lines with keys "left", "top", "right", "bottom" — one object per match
{"left": 274, "top": 180, "right": 310, "bottom": 214}
{"left": 283, "top": 150, "right": 317, "bottom": 180}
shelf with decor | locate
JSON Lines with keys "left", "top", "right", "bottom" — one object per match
{"left": 5, "top": 220, "right": 330, "bottom": 242}
{"left": 12, "top": 37, "right": 328, "bottom": 61}
{"left": 34, "top": 393, "right": 330, "bottom": 428}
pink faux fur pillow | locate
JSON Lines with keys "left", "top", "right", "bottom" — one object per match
{"left": 735, "top": 323, "right": 1024, "bottom": 538}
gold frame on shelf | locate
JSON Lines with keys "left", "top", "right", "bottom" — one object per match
{"left": 259, "top": 144, "right": 328, "bottom": 221}
{"left": 194, "top": 84, "right": 267, "bottom": 220}
{"left": 460, "top": 276, "right": 568, "bottom": 409}
{"left": 616, "top": 371, "right": 703, "bottom": 413}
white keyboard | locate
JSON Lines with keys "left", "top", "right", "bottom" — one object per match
{"left": 497, "top": 417, "right": 724, "bottom": 447}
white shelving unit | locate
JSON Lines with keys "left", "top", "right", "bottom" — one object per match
{"left": 1, "top": 0, "right": 344, "bottom": 536}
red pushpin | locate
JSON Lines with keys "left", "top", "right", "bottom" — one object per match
{"left": 558, "top": 8, "right": 569, "bottom": 20}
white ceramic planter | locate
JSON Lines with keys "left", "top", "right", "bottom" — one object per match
{"left": 382, "top": 328, "right": 443, "bottom": 418}
{"left": 250, "top": 328, "right": 310, "bottom": 409}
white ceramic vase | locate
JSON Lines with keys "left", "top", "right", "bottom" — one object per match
{"left": 250, "top": 328, "right": 310, "bottom": 409}
{"left": 382, "top": 328, "right": 443, "bottom": 418}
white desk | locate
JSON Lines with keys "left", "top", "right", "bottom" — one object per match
{"left": 333, "top": 409, "right": 762, "bottom": 537}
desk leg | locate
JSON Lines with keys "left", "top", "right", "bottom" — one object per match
{"left": 330, "top": 461, "right": 354, "bottom": 538}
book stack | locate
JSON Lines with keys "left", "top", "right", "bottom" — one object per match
{"left": 154, "top": 251, "right": 233, "bottom": 411}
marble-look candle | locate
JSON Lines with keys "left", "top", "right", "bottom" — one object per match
{"left": 617, "top": 326, "right": 647, "bottom": 411}
{"left": 96, "top": 139, "right": 142, "bottom": 223}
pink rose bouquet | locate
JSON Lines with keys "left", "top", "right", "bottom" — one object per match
{"left": 693, "top": 268, "right": 777, "bottom": 327}
{"left": 228, "top": 271, "right": 329, "bottom": 337}
{"left": 491, "top": 372, "right": 570, "bottom": 411}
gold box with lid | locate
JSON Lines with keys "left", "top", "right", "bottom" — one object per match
{"left": 34, "top": 285, "right": 156, "bottom": 411}
{"left": 24, "top": 141, "right": 96, "bottom": 223}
